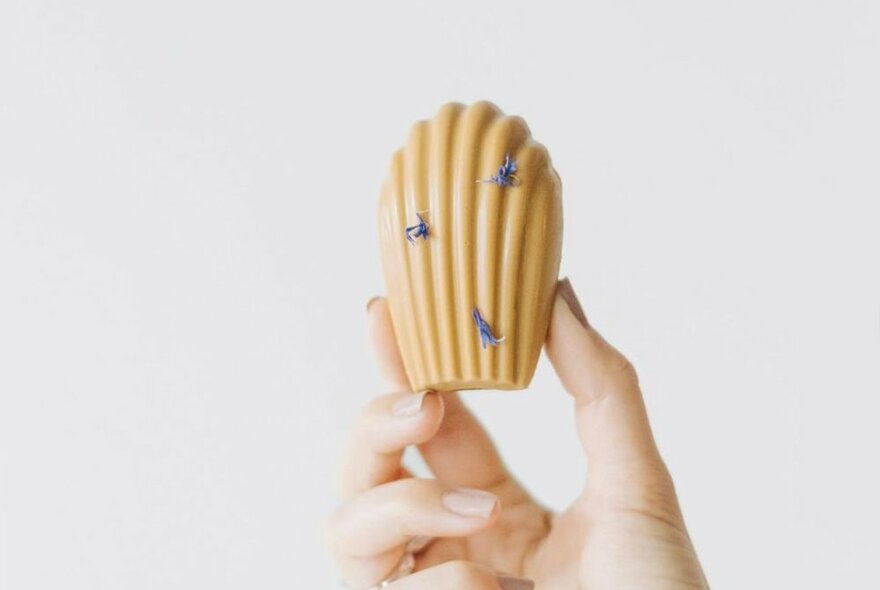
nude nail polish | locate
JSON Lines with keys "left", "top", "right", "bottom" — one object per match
{"left": 441, "top": 488, "right": 498, "bottom": 518}
{"left": 557, "top": 277, "right": 589, "bottom": 328}
{"left": 390, "top": 391, "right": 429, "bottom": 417}
{"left": 366, "top": 296, "right": 381, "bottom": 313}
{"left": 496, "top": 575, "right": 535, "bottom": 590}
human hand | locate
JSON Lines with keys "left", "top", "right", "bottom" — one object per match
{"left": 325, "top": 278, "right": 708, "bottom": 589}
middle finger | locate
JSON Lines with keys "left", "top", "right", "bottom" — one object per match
{"left": 339, "top": 389, "right": 445, "bottom": 500}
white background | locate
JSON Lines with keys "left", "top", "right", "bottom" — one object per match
{"left": 1, "top": 1, "right": 878, "bottom": 588}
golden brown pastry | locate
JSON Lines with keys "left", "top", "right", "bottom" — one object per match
{"left": 378, "top": 101, "right": 563, "bottom": 392}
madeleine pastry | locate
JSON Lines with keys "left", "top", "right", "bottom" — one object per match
{"left": 378, "top": 101, "right": 563, "bottom": 392}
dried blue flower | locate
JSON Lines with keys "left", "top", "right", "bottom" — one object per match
{"left": 405, "top": 213, "right": 429, "bottom": 244}
{"left": 472, "top": 307, "right": 505, "bottom": 349}
{"left": 477, "top": 153, "right": 519, "bottom": 187}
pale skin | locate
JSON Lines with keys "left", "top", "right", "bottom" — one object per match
{"left": 326, "top": 278, "right": 709, "bottom": 589}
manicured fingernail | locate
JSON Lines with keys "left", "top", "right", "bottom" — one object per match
{"left": 441, "top": 488, "right": 498, "bottom": 518}
{"left": 366, "top": 296, "right": 381, "bottom": 313}
{"left": 390, "top": 390, "right": 430, "bottom": 417}
{"left": 496, "top": 575, "right": 535, "bottom": 590}
{"left": 557, "top": 277, "right": 589, "bottom": 328}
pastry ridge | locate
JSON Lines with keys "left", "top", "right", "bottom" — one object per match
{"left": 378, "top": 101, "right": 563, "bottom": 391}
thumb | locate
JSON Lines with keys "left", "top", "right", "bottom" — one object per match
{"left": 545, "top": 278, "right": 666, "bottom": 486}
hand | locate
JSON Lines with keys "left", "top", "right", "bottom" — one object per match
{"left": 325, "top": 278, "right": 709, "bottom": 589}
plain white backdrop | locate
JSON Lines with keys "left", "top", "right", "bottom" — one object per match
{"left": 1, "top": 1, "right": 878, "bottom": 588}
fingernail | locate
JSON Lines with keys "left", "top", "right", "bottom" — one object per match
{"left": 366, "top": 296, "right": 381, "bottom": 313}
{"left": 557, "top": 277, "right": 589, "bottom": 328}
{"left": 390, "top": 390, "right": 430, "bottom": 417}
{"left": 496, "top": 576, "right": 535, "bottom": 590}
{"left": 441, "top": 488, "right": 498, "bottom": 518}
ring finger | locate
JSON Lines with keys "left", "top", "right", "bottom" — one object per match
{"left": 326, "top": 479, "right": 500, "bottom": 589}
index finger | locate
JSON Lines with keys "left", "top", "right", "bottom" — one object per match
{"left": 367, "top": 298, "right": 522, "bottom": 496}
{"left": 367, "top": 296, "right": 412, "bottom": 392}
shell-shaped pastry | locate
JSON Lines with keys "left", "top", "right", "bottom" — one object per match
{"left": 378, "top": 101, "right": 563, "bottom": 392}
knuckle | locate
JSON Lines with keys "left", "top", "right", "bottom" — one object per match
{"left": 593, "top": 348, "right": 639, "bottom": 397}
{"left": 607, "top": 348, "right": 639, "bottom": 384}
{"left": 629, "top": 473, "right": 676, "bottom": 507}
{"left": 606, "top": 468, "right": 687, "bottom": 534}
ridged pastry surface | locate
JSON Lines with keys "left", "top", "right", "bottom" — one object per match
{"left": 378, "top": 101, "right": 563, "bottom": 392}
